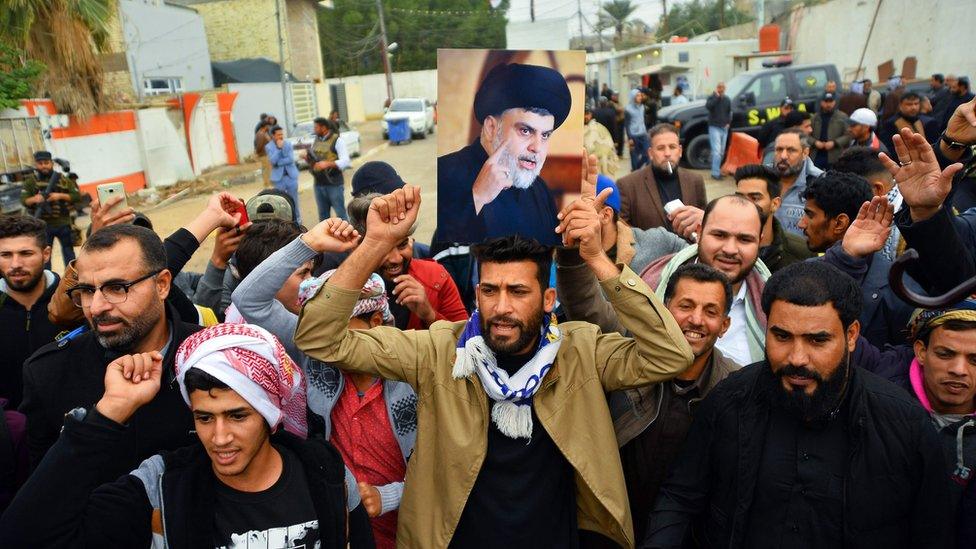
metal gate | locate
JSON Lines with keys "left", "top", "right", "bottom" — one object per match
{"left": 330, "top": 83, "right": 349, "bottom": 123}
{"left": 0, "top": 117, "right": 45, "bottom": 173}
{"left": 289, "top": 82, "right": 316, "bottom": 126}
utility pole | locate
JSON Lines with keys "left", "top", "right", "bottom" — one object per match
{"left": 577, "top": 0, "right": 584, "bottom": 42}
{"left": 530, "top": 0, "right": 535, "bottom": 22}
{"left": 375, "top": 0, "right": 394, "bottom": 106}
{"left": 661, "top": 0, "right": 668, "bottom": 36}
{"left": 274, "top": 0, "right": 292, "bottom": 133}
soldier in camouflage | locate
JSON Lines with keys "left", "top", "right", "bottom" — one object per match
{"left": 20, "top": 151, "right": 82, "bottom": 269}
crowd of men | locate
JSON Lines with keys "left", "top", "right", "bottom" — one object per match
{"left": 0, "top": 73, "right": 974, "bottom": 549}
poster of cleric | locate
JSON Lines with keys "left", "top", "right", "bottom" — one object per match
{"left": 434, "top": 49, "right": 586, "bottom": 247}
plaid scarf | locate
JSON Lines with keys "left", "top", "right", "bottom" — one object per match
{"left": 174, "top": 323, "right": 308, "bottom": 438}
{"left": 451, "top": 310, "right": 561, "bottom": 439}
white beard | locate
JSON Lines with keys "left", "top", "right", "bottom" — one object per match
{"left": 492, "top": 132, "right": 542, "bottom": 189}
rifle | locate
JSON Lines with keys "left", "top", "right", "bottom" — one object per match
{"left": 31, "top": 158, "right": 70, "bottom": 219}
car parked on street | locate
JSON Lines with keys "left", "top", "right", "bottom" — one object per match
{"left": 382, "top": 98, "right": 435, "bottom": 139}
{"left": 657, "top": 63, "right": 841, "bottom": 168}
{"left": 287, "top": 120, "right": 361, "bottom": 169}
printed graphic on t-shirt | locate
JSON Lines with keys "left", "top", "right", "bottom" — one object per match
{"left": 218, "top": 519, "right": 319, "bottom": 548}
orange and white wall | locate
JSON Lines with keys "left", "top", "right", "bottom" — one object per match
{"left": 18, "top": 93, "right": 240, "bottom": 197}
{"left": 22, "top": 99, "right": 146, "bottom": 195}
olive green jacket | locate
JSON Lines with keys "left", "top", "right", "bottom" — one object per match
{"left": 20, "top": 173, "right": 82, "bottom": 227}
{"left": 295, "top": 265, "right": 693, "bottom": 548}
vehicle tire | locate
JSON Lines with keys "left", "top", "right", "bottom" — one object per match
{"left": 427, "top": 124, "right": 434, "bottom": 135}
{"left": 685, "top": 134, "right": 711, "bottom": 170}
{"left": 415, "top": 130, "right": 426, "bottom": 140}
{"left": 383, "top": 132, "right": 389, "bottom": 140}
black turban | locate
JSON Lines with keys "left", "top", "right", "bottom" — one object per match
{"left": 473, "top": 63, "right": 572, "bottom": 130}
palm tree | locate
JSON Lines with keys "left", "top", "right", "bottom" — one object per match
{"left": 2, "top": 0, "right": 116, "bottom": 116}
{"left": 600, "top": 0, "right": 638, "bottom": 41}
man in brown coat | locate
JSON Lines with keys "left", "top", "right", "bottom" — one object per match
{"left": 254, "top": 118, "right": 274, "bottom": 189}
{"left": 617, "top": 124, "right": 706, "bottom": 236}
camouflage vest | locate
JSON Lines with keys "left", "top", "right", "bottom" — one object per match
{"left": 22, "top": 173, "right": 78, "bottom": 226}
{"left": 310, "top": 133, "right": 342, "bottom": 186}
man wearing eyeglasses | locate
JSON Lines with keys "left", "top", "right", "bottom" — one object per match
{"left": 20, "top": 224, "right": 202, "bottom": 469}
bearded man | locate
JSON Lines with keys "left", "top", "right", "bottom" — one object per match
{"left": 0, "top": 215, "right": 64, "bottom": 409}
{"left": 20, "top": 224, "right": 202, "bottom": 468}
{"left": 643, "top": 260, "right": 952, "bottom": 549}
{"left": 771, "top": 128, "right": 824, "bottom": 237}
{"left": 433, "top": 63, "right": 572, "bottom": 247}
{"left": 296, "top": 180, "right": 694, "bottom": 547}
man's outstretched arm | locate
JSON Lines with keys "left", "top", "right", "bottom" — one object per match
{"left": 295, "top": 187, "right": 437, "bottom": 389}
{"left": 555, "top": 153, "right": 692, "bottom": 391}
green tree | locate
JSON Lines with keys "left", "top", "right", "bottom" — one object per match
{"left": 599, "top": 0, "right": 638, "bottom": 41}
{"left": 319, "top": 0, "right": 508, "bottom": 78}
{"left": 1, "top": 0, "right": 116, "bottom": 116}
{"left": 0, "top": 43, "right": 44, "bottom": 110}
{"left": 656, "top": 0, "right": 753, "bottom": 41}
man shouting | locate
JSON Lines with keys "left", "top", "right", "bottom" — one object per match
{"left": 296, "top": 159, "right": 693, "bottom": 547}
{"left": 434, "top": 63, "right": 572, "bottom": 246}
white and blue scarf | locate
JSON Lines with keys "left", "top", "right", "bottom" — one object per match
{"left": 452, "top": 310, "right": 562, "bottom": 439}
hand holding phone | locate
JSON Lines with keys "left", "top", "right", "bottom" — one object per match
{"left": 96, "top": 183, "right": 130, "bottom": 218}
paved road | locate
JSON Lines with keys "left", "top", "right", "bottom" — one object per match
{"left": 52, "top": 122, "right": 734, "bottom": 274}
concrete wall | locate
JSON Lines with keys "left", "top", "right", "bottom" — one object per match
{"left": 192, "top": 0, "right": 281, "bottom": 65}
{"left": 135, "top": 108, "right": 195, "bottom": 187}
{"left": 789, "top": 0, "right": 975, "bottom": 82}
{"left": 227, "top": 82, "right": 287, "bottom": 160}
{"left": 120, "top": 1, "right": 213, "bottom": 97}
{"left": 191, "top": 0, "right": 323, "bottom": 80}
{"left": 324, "top": 70, "right": 438, "bottom": 119}
{"left": 286, "top": 0, "right": 324, "bottom": 81}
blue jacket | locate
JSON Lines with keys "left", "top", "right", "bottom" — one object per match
{"left": 265, "top": 140, "right": 299, "bottom": 182}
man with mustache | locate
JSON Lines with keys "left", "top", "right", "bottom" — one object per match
{"left": 835, "top": 194, "right": 976, "bottom": 547}
{"left": 19, "top": 150, "right": 83, "bottom": 269}
{"left": 346, "top": 193, "right": 467, "bottom": 330}
{"left": 772, "top": 128, "right": 824, "bottom": 237}
{"left": 434, "top": 62, "right": 571, "bottom": 247}
{"left": 0, "top": 216, "right": 64, "bottom": 410}
{"left": 562, "top": 191, "right": 770, "bottom": 368}
{"left": 643, "top": 260, "right": 952, "bottom": 549}
{"left": 799, "top": 172, "right": 921, "bottom": 348}
{"left": 559, "top": 252, "right": 739, "bottom": 544}
{"left": 734, "top": 164, "right": 813, "bottom": 273}
{"left": 616, "top": 123, "right": 707, "bottom": 234}
{"left": 879, "top": 92, "right": 940, "bottom": 153}
{"left": 295, "top": 172, "right": 694, "bottom": 547}
{"left": 19, "top": 224, "right": 207, "bottom": 468}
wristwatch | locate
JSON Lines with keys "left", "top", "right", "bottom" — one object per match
{"left": 941, "top": 132, "right": 970, "bottom": 152}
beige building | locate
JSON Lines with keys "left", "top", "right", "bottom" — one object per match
{"left": 170, "top": 0, "right": 325, "bottom": 83}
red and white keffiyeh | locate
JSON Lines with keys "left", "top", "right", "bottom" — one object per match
{"left": 174, "top": 323, "right": 308, "bottom": 438}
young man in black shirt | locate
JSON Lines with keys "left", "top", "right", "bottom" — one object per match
{"left": 0, "top": 215, "right": 64, "bottom": 409}
{"left": 0, "top": 323, "right": 367, "bottom": 548}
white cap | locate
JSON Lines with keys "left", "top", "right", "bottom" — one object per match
{"left": 849, "top": 108, "right": 878, "bottom": 128}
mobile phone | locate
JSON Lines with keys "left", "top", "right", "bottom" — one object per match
{"left": 663, "top": 199, "right": 685, "bottom": 216}
{"left": 96, "top": 183, "right": 129, "bottom": 217}
{"left": 233, "top": 200, "right": 249, "bottom": 226}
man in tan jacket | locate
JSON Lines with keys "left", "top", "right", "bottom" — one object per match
{"left": 295, "top": 158, "right": 693, "bottom": 548}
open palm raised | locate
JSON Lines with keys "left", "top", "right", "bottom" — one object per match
{"left": 842, "top": 196, "right": 893, "bottom": 259}
{"left": 879, "top": 127, "right": 964, "bottom": 220}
